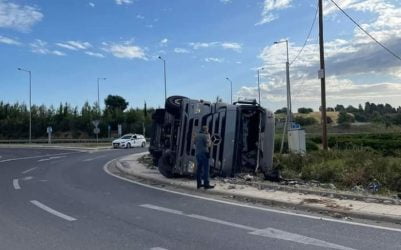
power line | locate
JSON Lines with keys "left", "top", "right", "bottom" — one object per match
{"left": 290, "top": 1, "right": 319, "bottom": 66}
{"left": 330, "top": 0, "right": 401, "bottom": 62}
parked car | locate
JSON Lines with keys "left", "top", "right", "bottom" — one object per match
{"left": 112, "top": 134, "right": 146, "bottom": 148}
{"left": 149, "top": 96, "right": 275, "bottom": 179}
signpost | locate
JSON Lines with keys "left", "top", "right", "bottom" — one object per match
{"left": 92, "top": 120, "right": 100, "bottom": 144}
{"left": 118, "top": 124, "right": 122, "bottom": 138}
{"left": 46, "top": 126, "right": 52, "bottom": 144}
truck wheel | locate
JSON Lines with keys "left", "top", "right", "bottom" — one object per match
{"left": 141, "top": 142, "right": 146, "bottom": 147}
{"left": 158, "top": 152, "right": 175, "bottom": 178}
{"left": 165, "top": 96, "right": 188, "bottom": 116}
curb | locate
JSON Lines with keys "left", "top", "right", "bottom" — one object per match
{"left": 242, "top": 181, "right": 399, "bottom": 205}
{"left": 112, "top": 159, "right": 401, "bottom": 224}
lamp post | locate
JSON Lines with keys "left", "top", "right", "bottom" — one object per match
{"left": 273, "top": 40, "right": 292, "bottom": 124}
{"left": 225, "top": 77, "right": 233, "bottom": 104}
{"left": 158, "top": 56, "right": 167, "bottom": 101}
{"left": 97, "top": 77, "right": 107, "bottom": 114}
{"left": 17, "top": 68, "right": 32, "bottom": 144}
{"left": 273, "top": 40, "right": 292, "bottom": 153}
{"left": 257, "top": 67, "right": 264, "bottom": 105}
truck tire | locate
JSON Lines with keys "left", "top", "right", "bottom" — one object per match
{"left": 165, "top": 96, "right": 187, "bottom": 116}
{"left": 158, "top": 152, "right": 175, "bottom": 178}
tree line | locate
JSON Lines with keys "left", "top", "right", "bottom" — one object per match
{"left": 0, "top": 95, "right": 154, "bottom": 140}
{"left": 275, "top": 102, "right": 401, "bottom": 126}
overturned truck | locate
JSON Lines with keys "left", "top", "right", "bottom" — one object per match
{"left": 149, "top": 96, "right": 275, "bottom": 179}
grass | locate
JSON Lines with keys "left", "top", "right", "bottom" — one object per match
{"left": 275, "top": 149, "right": 401, "bottom": 195}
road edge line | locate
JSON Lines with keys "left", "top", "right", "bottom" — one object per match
{"left": 103, "top": 156, "right": 401, "bottom": 233}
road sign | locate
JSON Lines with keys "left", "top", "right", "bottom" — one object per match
{"left": 46, "top": 126, "right": 52, "bottom": 134}
{"left": 93, "top": 128, "right": 100, "bottom": 134}
{"left": 92, "top": 120, "right": 100, "bottom": 127}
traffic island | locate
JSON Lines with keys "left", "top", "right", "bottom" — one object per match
{"left": 110, "top": 152, "right": 401, "bottom": 224}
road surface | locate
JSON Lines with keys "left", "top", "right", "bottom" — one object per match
{"left": 0, "top": 147, "right": 400, "bottom": 250}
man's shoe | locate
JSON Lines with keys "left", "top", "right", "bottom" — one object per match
{"left": 197, "top": 184, "right": 204, "bottom": 189}
{"left": 204, "top": 185, "right": 215, "bottom": 189}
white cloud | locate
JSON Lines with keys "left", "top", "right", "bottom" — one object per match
{"left": 85, "top": 51, "right": 105, "bottom": 58}
{"left": 103, "top": 41, "right": 146, "bottom": 60}
{"left": 89, "top": 2, "right": 95, "bottom": 7}
{"left": 189, "top": 41, "right": 242, "bottom": 52}
{"left": 220, "top": 0, "right": 232, "bottom": 3}
{"left": 160, "top": 38, "right": 168, "bottom": 46}
{"left": 241, "top": 0, "right": 401, "bottom": 109}
{"left": 0, "top": 35, "right": 21, "bottom": 45}
{"left": 174, "top": 48, "right": 190, "bottom": 54}
{"left": 30, "top": 39, "right": 66, "bottom": 56}
{"left": 221, "top": 42, "right": 242, "bottom": 52}
{"left": 205, "top": 57, "right": 224, "bottom": 63}
{"left": 115, "top": 0, "right": 133, "bottom": 5}
{"left": 136, "top": 14, "right": 144, "bottom": 19}
{"left": 0, "top": 0, "right": 43, "bottom": 31}
{"left": 256, "top": 0, "right": 292, "bottom": 25}
{"left": 56, "top": 41, "right": 92, "bottom": 50}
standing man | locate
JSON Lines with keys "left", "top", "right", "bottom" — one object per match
{"left": 194, "top": 126, "right": 214, "bottom": 189}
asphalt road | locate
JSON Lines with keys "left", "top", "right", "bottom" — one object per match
{"left": 0, "top": 147, "right": 400, "bottom": 250}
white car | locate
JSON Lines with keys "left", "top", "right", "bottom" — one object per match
{"left": 112, "top": 134, "right": 146, "bottom": 149}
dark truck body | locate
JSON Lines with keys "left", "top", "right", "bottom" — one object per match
{"left": 149, "top": 96, "right": 275, "bottom": 178}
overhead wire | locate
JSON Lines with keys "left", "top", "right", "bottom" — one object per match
{"left": 290, "top": 1, "right": 319, "bottom": 66}
{"left": 329, "top": 0, "right": 401, "bottom": 62}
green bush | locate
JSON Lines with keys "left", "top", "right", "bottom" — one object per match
{"left": 294, "top": 116, "right": 317, "bottom": 126}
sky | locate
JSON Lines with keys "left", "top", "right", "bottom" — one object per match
{"left": 1, "top": 0, "right": 401, "bottom": 111}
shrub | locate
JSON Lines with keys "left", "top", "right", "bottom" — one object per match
{"left": 294, "top": 116, "right": 317, "bottom": 126}
{"left": 298, "top": 107, "right": 313, "bottom": 114}
{"left": 276, "top": 149, "right": 401, "bottom": 193}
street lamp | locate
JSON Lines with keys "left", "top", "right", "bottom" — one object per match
{"left": 97, "top": 77, "right": 107, "bottom": 113}
{"left": 158, "top": 56, "right": 167, "bottom": 101}
{"left": 273, "top": 40, "right": 292, "bottom": 123}
{"left": 17, "top": 67, "right": 32, "bottom": 144}
{"left": 257, "top": 67, "right": 264, "bottom": 105}
{"left": 273, "top": 40, "right": 292, "bottom": 153}
{"left": 225, "top": 77, "right": 233, "bottom": 104}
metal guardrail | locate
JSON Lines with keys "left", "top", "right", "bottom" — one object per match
{"left": 0, "top": 138, "right": 114, "bottom": 144}
{"left": 0, "top": 138, "right": 150, "bottom": 144}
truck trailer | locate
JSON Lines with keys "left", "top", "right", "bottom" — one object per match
{"left": 149, "top": 96, "right": 275, "bottom": 178}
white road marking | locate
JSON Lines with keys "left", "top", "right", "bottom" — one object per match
{"left": 140, "top": 204, "right": 354, "bottom": 250}
{"left": 83, "top": 155, "right": 107, "bottom": 162}
{"left": 250, "top": 228, "right": 353, "bottom": 250}
{"left": 0, "top": 152, "right": 74, "bottom": 163}
{"left": 150, "top": 248, "right": 168, "bottom": 250}
{"left": 49, "top": 156, "right": 66, "bottom": 160}
{"left": 104, "top": 160, "right": 401, "bottom": 233}
{"left": 38, "top": 158, "right": 50, "bottom": 162}
{"left": 30, "top": 200, "right": 77, "bottom": 222}
{"left": 38, "top": 155, "right": 67, "bottom": 162}
{"left": 22, "top": 167, "right": 37, "bottom": 174}
{"left": 13, "top": 179, "right": 21, "bottom": 190}
{"left": 22, "top": 176, "right": 33, "bottom": 181}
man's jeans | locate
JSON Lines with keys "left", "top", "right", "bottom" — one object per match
{"left": 196, "top": 153, "right": 210, "bottom": 186}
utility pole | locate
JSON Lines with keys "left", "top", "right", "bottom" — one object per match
{"left": 318, "top": 0, "right": 328, "bottom": 150}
